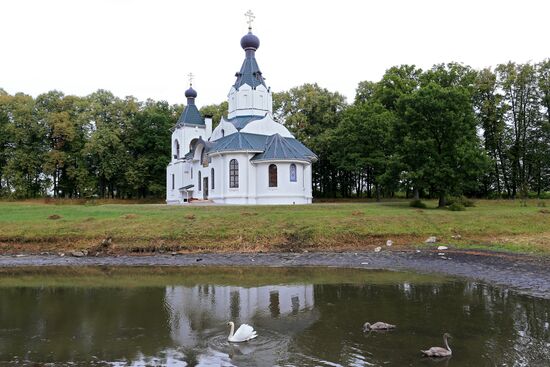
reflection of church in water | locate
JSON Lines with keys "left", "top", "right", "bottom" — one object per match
{"left": 164, "top": 284, "right": 317, "bottom": 345}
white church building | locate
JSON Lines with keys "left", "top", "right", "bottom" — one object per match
{"left": 166, "top": 19, "right": 317, "bottom": 205}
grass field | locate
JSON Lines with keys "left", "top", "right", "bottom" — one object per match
{"left": 0, "top": 199, "right": 549, "bottom": 255}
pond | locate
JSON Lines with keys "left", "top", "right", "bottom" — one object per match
{"left": 0, "top": 267, "right": 548, "bottom": 366}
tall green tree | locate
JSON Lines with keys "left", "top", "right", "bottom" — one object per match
{"left": 0, "top": 89, "right": 11, "bottom": 195}
{"left": 330, "top": 102, "right": 396, "bottom": 199}
{"left": 397, "top": 83, "right": 487, "bottom": 206}
{"left": 123, "top": 99, "right": 174, "bottom": 198}
{"left": 496, "top": 62, "right": 540, "bottom": 198}
{"left": 3, "top": 93, "right": 49, "bottom": 198}
{"left": 474, "top": 68, "right": 509, "bottom": 196}
{"left": 273, "top": 83, "right": 347, "bottom": 196}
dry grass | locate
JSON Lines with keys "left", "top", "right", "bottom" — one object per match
{"left": 0, "top": 199, "right": 549, "bottom": 255}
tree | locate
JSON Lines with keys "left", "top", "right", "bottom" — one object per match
{"left": 496, "top": 62, "right": 540, "bottom": 198}
{"left": 397, "top": 83, "right": 487, "bottom": 207}
{"left": 200, "top": 101, "right": 228, "bottom": 129}
{"left": 82, "top": 90, "right": 129, "bottom": 198}
{"left": 273, "top": 83, "right": 347, "bottom": 197}
{"left": 123, "top": 99, "right": 174, "bottom": 198}
{"left": 474, "top": 68, "right": 509, "bottom": 196}
{"left": 0, "top": 90, "right": 11, "bottom": 195}
{"left": 3, "top": 93, "right": 49, "bottom": 198}
{"left": 330, "top": 102, "right": 396, "bottom": 199}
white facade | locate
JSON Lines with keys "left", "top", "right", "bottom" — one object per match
{"left": 166, "top": 27, "right": 316, "bottom": 205}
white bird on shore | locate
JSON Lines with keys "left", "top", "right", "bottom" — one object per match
{"left": 363, "top": 321, "right": 396, "bottom": 331}
{"left": 227, "top": 321, "right": 257, "bottom": 342}
{"left": 421, "top": 333, "right": 453, "bottom": 357}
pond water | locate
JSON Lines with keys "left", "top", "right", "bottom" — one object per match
{"left": 0, "top": 267, "right": 549, "bottom": 366}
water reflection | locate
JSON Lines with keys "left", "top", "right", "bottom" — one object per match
{"left": 0, "top": 268, "right": 548, "bottom": 366}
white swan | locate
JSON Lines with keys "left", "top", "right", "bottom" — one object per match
{"left": 421, "top": 333, "right": 452, "bottom": 357}
{"left": 227, "top": 321, "right": 258, "bottom": 343}
{"left": 363, "top": 321, "right": 396, "bottom": 331}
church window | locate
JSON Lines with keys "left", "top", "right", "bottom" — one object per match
{"left": 174, "top": 140, "right": 180, "bottom": 159}
{"left": 221, "top": 129, "right": 225, "bottom": 137}
{"left": 211, "top": 168, "right": 215, "bottom": 190}
{"left": 191, "top": 167, "right": 193, "bottom": 179}
{"left": 269, "top": 164, "right": 278, "bottom": 187}
{"left": 229, "top": 159, "right": 239, "bottom": 188}
{"left": 198, "top": 171, "right": 202, "bottom": 191}
{"left": 171, "top": 174, "right": 175, "bottom": 190}
{"left": 290, "top": 164, "right": 297, "bottom": 182}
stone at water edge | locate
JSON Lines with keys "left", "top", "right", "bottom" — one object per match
{"left": 437, "top": 246, "right": 448, "bottom": 250}
{"left": 374, "top": 246, "right": 382, "bottom": 252}
{"left": 425, "top": 236, "right": 437, "bottom": 243}
{"left": 386, "top": 240, "right": 393, "bottom": 247}
{"left": 70, "top": 251, "right": 85, "bottom": 257}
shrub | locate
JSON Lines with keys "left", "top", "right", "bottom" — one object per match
{"left": 448, "top": 203, "right": 465, "bottom": 211}
{"left": 447, "top": 196, "right": 475, "bottom": 207}
{"left": 409, "top": 199, "right": 427, "bottom": 209}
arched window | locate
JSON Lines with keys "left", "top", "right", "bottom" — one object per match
{"left": 211, "top": 168, "right": 215, "bottom": 190}
{"left": 269, "top": 164, "right": 278, "bottom": 187}
{"left": 200, "top": 148, "right": 208, "bottom": 167}
{"left": 198, "top": 171, "right": 202, "bottom": 191}
{"left": 190, "top": 167, "right": 193, "bottom": 179}
{"left": 221, "top": 129, "right": 225, "bottom": 137}
{"left": 174, "top": 140, "right": 180, "bottom": 159}
{"left": 290, "top": 164, "right": 297, "bottom": 182}
{"left": 229, "top": 159, "right": 239, "bottom": 188}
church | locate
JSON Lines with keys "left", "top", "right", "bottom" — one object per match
{"left": 166, "top": 16, "right": 317, "bottom": 205}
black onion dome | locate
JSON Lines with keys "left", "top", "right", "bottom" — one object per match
{"left": 240, "top": 31, "right": 260, "bottom": 50}
{"left": 184, "top": 86, "right": 197, "bottom": 98}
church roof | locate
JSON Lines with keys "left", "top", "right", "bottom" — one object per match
{"left": 176, "top": 86, "right": 205, "bottom": 127}
{"left": 251, "top": 134, "right": 316, "bottom": 162}
{"left": 225, "top": 115, "right": 264, "bottom": 130}
{"left": 210, "top": 132, "right": 266, "bottom": 152}
{"left": 234, "top": 30, "right": 266, "bottom": 89}
{"left": 208, "top": 132, "right": 317, "bottom": 163}
{"left": 176, "top": 103, "right": 204, "bottom": 126}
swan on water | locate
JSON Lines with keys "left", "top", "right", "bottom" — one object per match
{"left": 421, "top": 333, "right": 452, "bottom": 357}
{"left": 363, "top": 321, "right": 396, "bottom": 331}
{"left": 227, "top": 321, "right": 258, "bottom": 343}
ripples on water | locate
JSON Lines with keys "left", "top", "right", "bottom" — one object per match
{"left": 0, "top": 267, "right": 549, "bottom": 366}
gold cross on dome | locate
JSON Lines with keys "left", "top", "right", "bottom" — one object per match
{"left": 245, "top": 10, "right": 255, "bottom": 30}
{"left": 188, "top": 72, "right": 194, "bottom": 86}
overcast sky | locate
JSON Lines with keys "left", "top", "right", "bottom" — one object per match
{"left": 1, "top": 0, "right": 549, "bottom": 106}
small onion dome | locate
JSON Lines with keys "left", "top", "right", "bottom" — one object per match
{"left": 240, "top": 31, "right": 260, "bottom": 50}
{"left": 185, "top": 86, "right": 197, "bottom": 98}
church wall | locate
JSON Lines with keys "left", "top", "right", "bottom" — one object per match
{"left": 227, "top": 84, "right": 272, "bottom": 119}
{"left": 215, "top": 152, "right": 253, "bottom": 204}
{"left": 254, "top": 161, "right": 312, "bottom": 205}
{"left": 210, "top": 120, "right": 238, "bottom": 142}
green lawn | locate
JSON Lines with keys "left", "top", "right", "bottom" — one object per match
{"left": 0, "top": 199, "right": 549, "bottom": 254}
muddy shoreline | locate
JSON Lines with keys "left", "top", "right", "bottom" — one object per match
{"left": 1, "top": 249, "right": 549, "bottom": 299}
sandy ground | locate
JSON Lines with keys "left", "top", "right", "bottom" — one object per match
{"left": 1, "top": 249, "right": 549, "bottom": 299}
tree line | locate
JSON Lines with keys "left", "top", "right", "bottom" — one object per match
{"left": 0, "top": 60, "right": 548, "bottom": 203}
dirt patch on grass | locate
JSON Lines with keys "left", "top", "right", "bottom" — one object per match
{"left": 47, "top": 214, "right": 62, "bottom": 220}
{"left": 122, "top": 214, "right": 138, "bottom": 219}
